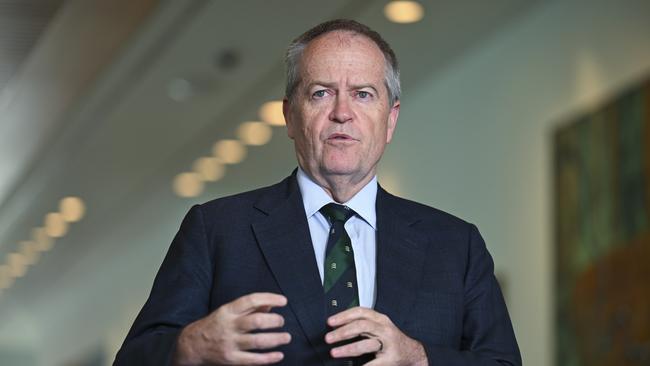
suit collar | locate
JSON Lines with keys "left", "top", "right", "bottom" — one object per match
{"left": 295, "top": 167, "right": 378, "bottom": 230}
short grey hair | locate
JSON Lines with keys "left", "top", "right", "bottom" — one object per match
{"left": 285, "top": 19, "right": 401, "bottom": 105}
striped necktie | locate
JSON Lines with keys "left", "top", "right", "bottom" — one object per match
{"left": 320, "top": 203, "right": 359, "bottom": 317}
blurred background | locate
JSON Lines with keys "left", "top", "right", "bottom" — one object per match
{"left": 0, "top": 0, "right": 648, "bottom": 365}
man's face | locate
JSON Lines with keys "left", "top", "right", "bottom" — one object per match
{"left": 284, "top": 31, "right": 399, "bottom": 186}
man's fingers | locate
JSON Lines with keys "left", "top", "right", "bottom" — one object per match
{"left": 236, "top": 312, "right": 285, "bottom": 332}
{"left": 237, "top": 332, "right": 292, "bottom": 350}
{"left": 330, "top": 338, "right": 379, "bottom": 358}
{"left": 230, "top": 350, "right": 285, "bottom": 365}
{"left": 257, "top": 305, "right": 274, "bottom": 313}
{"left": 325, "top": 319, "right": 377, "bottom": 344}
{"left": 327, "top": 306, "right": 383, "bottom": 327}
{"left": 229, "top": 292, "right": 288, "bottom": 315}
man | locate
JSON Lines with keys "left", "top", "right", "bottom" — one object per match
{"left": 115, "top": 19, "right": 521, "bottom": 366}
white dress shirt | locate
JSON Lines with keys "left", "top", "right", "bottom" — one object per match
{"left": 296, "top": 168, "right": 377, "bottom": 308}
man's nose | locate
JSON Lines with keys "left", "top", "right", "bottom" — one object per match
{"left": 328, "top": 94, "right": 353, "bottom": 123}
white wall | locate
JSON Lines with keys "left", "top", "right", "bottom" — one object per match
{"left": 379, "top": 0, "right": 650, "bottom": 365}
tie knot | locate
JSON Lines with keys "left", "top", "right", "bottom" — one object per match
{"left": 320, "top": 203, "right": 355, "bottom": 223}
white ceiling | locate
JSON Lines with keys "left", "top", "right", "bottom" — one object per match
{"left": 0, "top": 0, "right": 542, "bottom": 353}
{"left": 0, "top": 0, "right": 65, "bottom": 216}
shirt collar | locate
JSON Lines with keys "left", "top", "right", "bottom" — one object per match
{"left": 296, "top": 167, "right": 377, "bottom": 230}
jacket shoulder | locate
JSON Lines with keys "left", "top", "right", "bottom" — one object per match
{"left": 194, "top": 175, "right": 292, "bottom": 217}
{"left": 381, "top": 188, "right": 472, "bottom": 229}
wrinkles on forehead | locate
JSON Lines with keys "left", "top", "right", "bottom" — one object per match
{"left": 297, "top": 31, "right": 387, "bottom": 97}
{"left": 302, "top": 30, "right": 378, "bottom": 62}
{"left": 328, "top": 30, "right": 362, "bottom": 47}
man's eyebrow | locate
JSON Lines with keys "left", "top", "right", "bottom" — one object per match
{"left": 350, "top": 84, "right": 380, "bottom": 94}
{"left": 307, "top": 81, "right": 336, "bottom": 89}
{"left": 306, "top": 82, "right": 380, "bottom": 94}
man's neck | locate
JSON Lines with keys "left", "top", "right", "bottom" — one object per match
{"left": 301, "top": 168, "right": 376, "bottom": 203}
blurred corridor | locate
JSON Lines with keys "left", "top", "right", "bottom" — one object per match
{"left": 0, "top": 0, "right": 649, "bottom": 365}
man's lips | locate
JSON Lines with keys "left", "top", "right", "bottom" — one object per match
{"left": 327, "top": 133, "right": 357, "bottom": 141}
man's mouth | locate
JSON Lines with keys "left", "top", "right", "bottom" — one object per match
{"left": 327, "top": 133, "right": 356, "bottom": 141}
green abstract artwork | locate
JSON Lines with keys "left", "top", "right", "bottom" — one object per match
{"left": 554, "top": 78, "right": 650, "bottom": 366}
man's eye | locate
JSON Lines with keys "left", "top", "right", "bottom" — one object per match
{"left": 312, "top": 90, "right": 327, "bottom": 98}
{"left": 357, "top": 91, "right": 371, "bottom": 99}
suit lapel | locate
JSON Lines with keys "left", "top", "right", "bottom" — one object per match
{"left": 373, "top": 187, "right": 427, "bottom": 329}
{"left": 251, "top": 175, "right": 329, "bottom": 364}
{"left": 250, "top": 177, "right": 428, "bottom": 362}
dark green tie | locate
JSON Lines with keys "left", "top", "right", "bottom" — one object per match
{"left": 320, "top": 203, "right": 359, "bottom": 317}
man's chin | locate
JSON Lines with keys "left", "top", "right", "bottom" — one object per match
{"left": 320, "top": 164, "right": 371, "bottom": 181}
{"left": 321, "top": 163, "right": 355, "bottom": 175}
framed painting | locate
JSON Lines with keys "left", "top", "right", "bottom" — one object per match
{"left": 554, "top": 77, "right": 650, "bottom": 366}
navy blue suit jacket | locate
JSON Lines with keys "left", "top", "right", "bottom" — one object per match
{"left": 114, "top": 173, "right": 521, "bottom": 365}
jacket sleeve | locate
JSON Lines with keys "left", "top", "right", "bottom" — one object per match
{"left": 421, "top": 224, "right": 522, "bottom": 366}
{"left": 113, "top": 205, "right": 214, "bottom": 366}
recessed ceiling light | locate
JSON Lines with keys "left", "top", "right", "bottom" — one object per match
{"left": 193, "top": 157, "right": 225, "bottom": 182}
{"left": 20, "top": 241, "right": 39, "bottom": 266}
{"left": 384, "top": 1, "right": 424, "bottom": 24}
{"left": 33, "top": 227, "right": 54, "bottom": 252}
{"left": 59, "top": 196, "right": 86, "bottom": 223}
{"left": 7, "top": 253, "right": 27, "bottom": 278}
{"left": 259, "top": 101, "right": 285, "bottom": 126}
{"left": 0, "top": 266, "right": 14, "bottom": 290}
{"left": 212, "top": 139, "right": 247, "bottom": 164}
{"left": 173, "top": 172, "right": 204, "bottom": 198}
{"left": 237, "top": 121, "right": 273, "bottom": 146}
{"left": 215, "top": 48, "right": 241, "bottom": 72}
{"left": 167, "top": 78, "right": 194, "bottom": 102}
{"left": 44, "top": 212, "right": 68, "bottom": 238}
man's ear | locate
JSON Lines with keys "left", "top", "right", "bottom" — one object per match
{"left": 386, "top": 100, "right": 400, "bottom": 144}
{"left": 283, "top": 98, "right": 295, "bottom": 140}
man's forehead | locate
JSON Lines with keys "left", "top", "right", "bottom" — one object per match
{"left": 300, "top": 32, "right": 385, "bottom": 73}
{"left": 316, "top": 30, "right": 366, "bottom": 46}
{"left": 306, "top": 30, "right": 379, "bottom": 53}
{"left": 288, "top": 29, "right": 388, "bottom": 97}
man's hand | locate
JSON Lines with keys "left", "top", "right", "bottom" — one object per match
{"left": 325, "top": 307, "right": 428, "bottom": 366}
{"left": 173, "top": 292, "right": 291, "bottom": 366}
